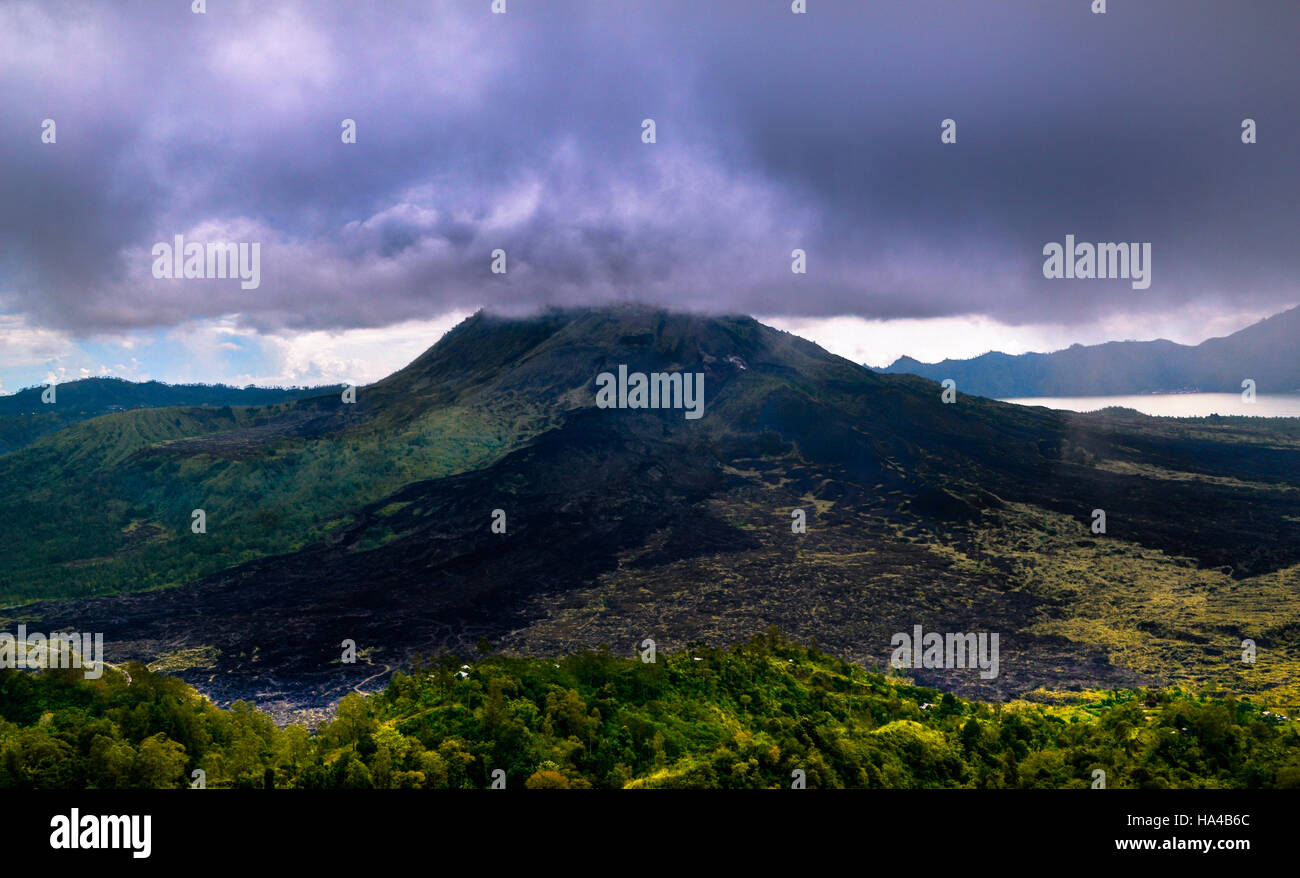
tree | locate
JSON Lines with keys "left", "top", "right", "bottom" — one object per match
{"left": 134, "top": 734, "right": 188, "bottom": 788}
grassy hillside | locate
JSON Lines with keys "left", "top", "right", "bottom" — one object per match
{"left": 0, "top": 377, "right": 344, "bottom": 454}
{"left": 1, "top": 634, "right": 1296, "bottom": 789}
{"left": 0, "top": 394, "right": 532, "bottom": 604}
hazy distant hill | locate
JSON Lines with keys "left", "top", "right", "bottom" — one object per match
{"left": 876, "top": 306, "right": 1300, "bottom": 397}
{"left": 0, "top": 377, "right": 341, "bottom": 453}
{"left": 10, "top": 307, "right": 1300, "bottom": 714}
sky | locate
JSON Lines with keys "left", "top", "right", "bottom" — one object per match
{"left": 1, "top": 0, "right": 1296, "bottom": 392}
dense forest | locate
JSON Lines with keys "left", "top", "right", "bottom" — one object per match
{"left": 2, "top": 632, "right": 1297, "bottom": 789}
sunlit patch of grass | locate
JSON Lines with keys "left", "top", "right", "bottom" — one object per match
{"left": 149, "top": 645, "right": 220, "bottom": 673}
{"left": 961, "top": 503, "right": 1300, "bottom": 712}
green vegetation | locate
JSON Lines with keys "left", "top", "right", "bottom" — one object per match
{"left": 0, "top": 401, "right": 526, "bottom": 604}
{"left": 0, "top": 312, "right": 589, "bottom": 607}
{"left": 0, "top": 377, "right": 343, "bottom": 455}
{"left": 2, "top": 634, "right": 1296, "bottom": 789}
{"left": 956, "top": 504, "right": 1300, "bottom": 712}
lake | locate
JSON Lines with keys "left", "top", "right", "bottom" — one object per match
{"left": 999, "top": 393, "right": 1300, "bottom": 418}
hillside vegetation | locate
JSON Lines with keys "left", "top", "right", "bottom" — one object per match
{"left": 1, "top": 634, "right": 1296, "bottom": 789}
{"left": 0, "top": 377, "right": 342, "bottom": 454}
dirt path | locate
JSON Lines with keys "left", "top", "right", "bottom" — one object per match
{"left": 353, "top": 663, "right": 391, "bottom": 694}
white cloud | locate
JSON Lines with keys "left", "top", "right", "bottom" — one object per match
{"left": 207, "top": 5, "right": 337, "bottom": 110}
{"left": 258, "top": 311, "right": 474, "bottom": 386}
{"left": 0, "top": 314, "right": 78, "bottom": 368}
{"left": 158, "top": 311, "right": 476, "bottom": 387}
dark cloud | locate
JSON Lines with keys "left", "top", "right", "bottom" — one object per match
{"left": 1, "top": 0, "right": 1296, "bottom": 335}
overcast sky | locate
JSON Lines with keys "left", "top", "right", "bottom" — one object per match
{"left": 1, "top": 0, "right": 1296, "bottom": 390}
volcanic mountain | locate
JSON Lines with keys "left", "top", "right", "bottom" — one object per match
{"left": 5, "top": 307, "right": 1300, "bottom": 720}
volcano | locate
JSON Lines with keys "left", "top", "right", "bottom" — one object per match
{"left": 7, "top": 306, "right": 1300, "bottom": 720}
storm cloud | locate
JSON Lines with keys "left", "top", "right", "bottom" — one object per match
{"left": 1, "top": 0, "right": 1296, "bottom": 336}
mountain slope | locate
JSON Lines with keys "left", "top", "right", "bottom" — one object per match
{"left": 0, "top": 377, "right": 344, "bottom": 454}
{"left": 877, "top": 305, "right": 1300, "bottom": 396}
{"left": 6, "top": 306, "right": 1300, "bottom": 717}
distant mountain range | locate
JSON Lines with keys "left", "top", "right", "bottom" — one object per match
{"left": 876, "top": 305, "right": 1300, "bottom": 398}
{"left": 8, "top": 306, "right": 1300, "bottom": 716}
{"left": 0, "top": 377, "right": 342, "bottom": 454}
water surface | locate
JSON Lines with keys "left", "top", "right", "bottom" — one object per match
{"left": 999, "top": 393, "right": 1300, "bottom": 418}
